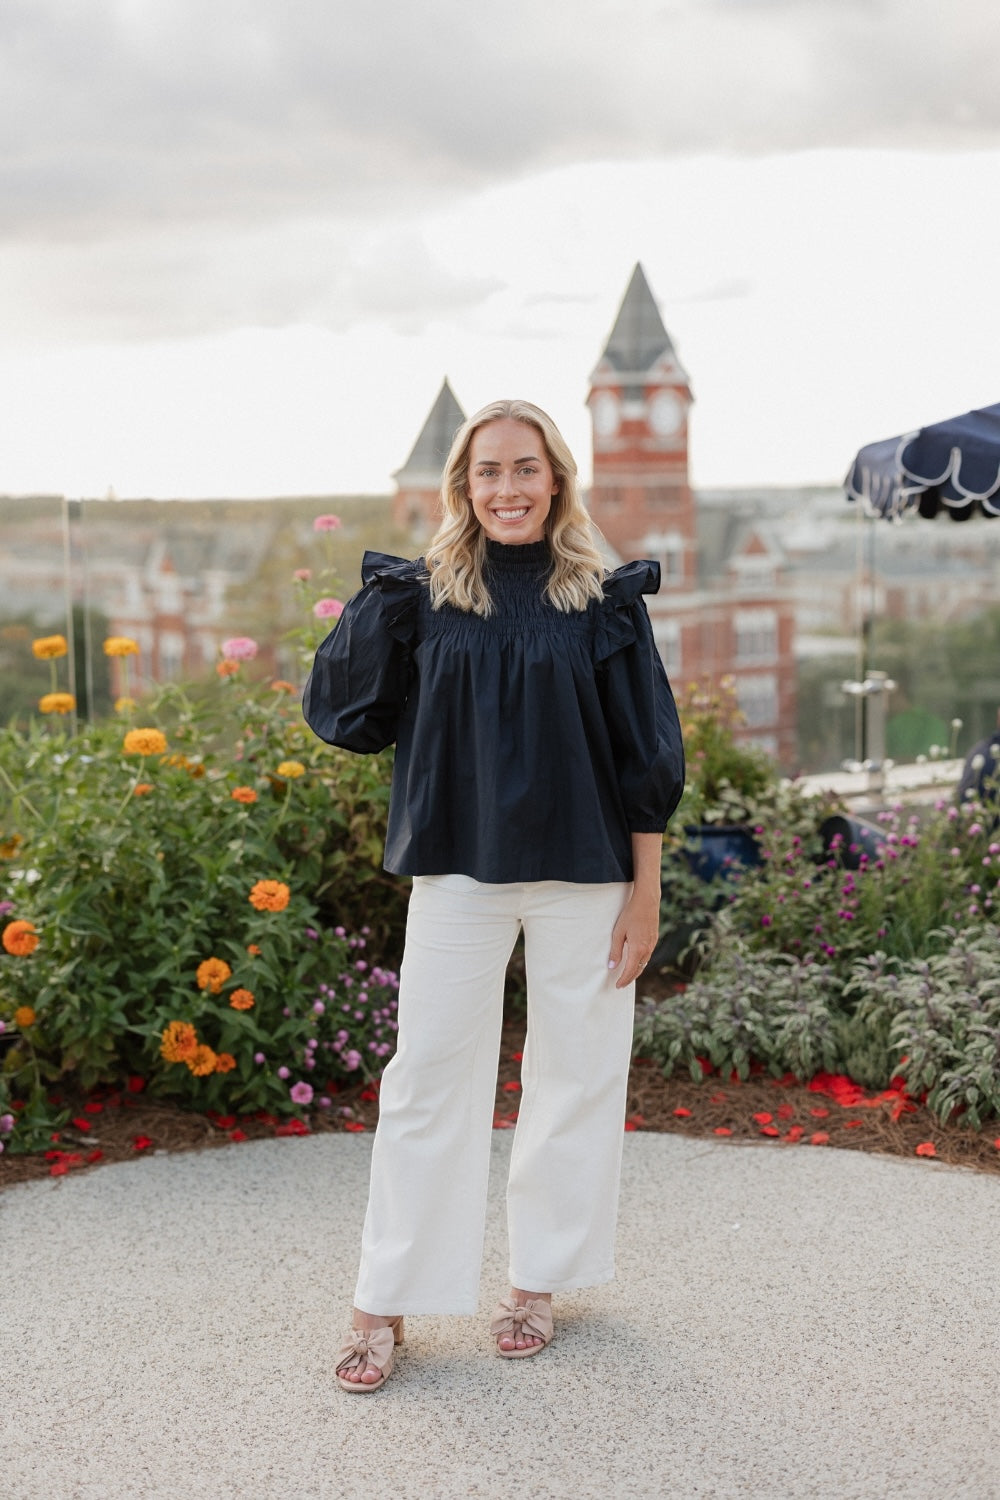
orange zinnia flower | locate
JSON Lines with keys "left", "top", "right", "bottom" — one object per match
{"left": 103, "top": 636, "right": 140, "bottom": 657}
{"left": 0, "top": 833, "right": 23, "bottom": 859}
{"left": 231, "top": 786, "right": 257, "bottom": 804}
{"left": 270, "top": 680, "right": 297, "bottom": 694}
{"left": 3, "top": 919, "right": 39, "bottom": 956}
{"left": 14, "top": 1005, "right": 36, "bottom": 1027}
{"left": 216, "top": 659, "right": 240, "bottom": 678}
{"left": 39, "top": 693, "right": 76, "bottom": 715}
{"left": 248, "top": 879, "right": 291, "bottom": 913}
{"left": 160, "top": 1020, "right": 199, "bottom": 1063}
{"left": 229, "top": 988, "right": 255, "bottom": 1010}
{"left": 246, "top": 943, "right": 261, "bottom": 956}
{"left": 133, "top": 783, "right": 154, "bottom": 796}
{"left": 214, "top": 1052, "right": 237, "bottom": 1073}
{"left": 123, "top": 728, "right": 168, "bottom": 756}
{"left": 187, "top": 1044, "right": 218, "bottom": 1077}
{"left": 31, "top": 634, "right": 68, "bottom": 659}
{"left": 196, "top": 957, "right": 232, "bottom": 994}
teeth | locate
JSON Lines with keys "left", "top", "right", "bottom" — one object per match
{"left": 495, "top": 508, "right": 528, "bottom": 520}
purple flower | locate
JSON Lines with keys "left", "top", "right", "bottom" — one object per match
{"left": 760, "top": 914, "right": 773, "bottom": 927}
{"left": 0, "top": 1113, "right": 14, "bottom": 1134}
{"left": 318, "top": 1096, "right": 332, "bottom": 1109}
{"left": 253, "top": 1052, "right": 266, "bottom": 1065}
{"left": 290, "top": 1081, "right": 314, "bottom": 1105}
{"left": 313, "top": 1000, "right": 325, "bottom": 1015}
{"left": 344, "top": 1049, "right": 362, "bottom": 1070}
{"left": 221, "top": 636, "right": 258, "bottom": 661}
{"left": 0, "top": 900, "right": 14, "bottom": 917}
{"left": 277, "top": 1065, "right": 290, "bottom": 1080}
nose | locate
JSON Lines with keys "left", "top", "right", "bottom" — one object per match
{"left": 497, "top": 468, "right": 517, "bottom": 498}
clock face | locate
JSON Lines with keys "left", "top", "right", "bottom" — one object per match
{"left": 593, "top": 392, "right": 620, "bottom": 437}
{"left": 650, "top": 391, "right": 684, "bottom": 438}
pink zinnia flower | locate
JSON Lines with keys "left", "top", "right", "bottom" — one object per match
{"left": 221, "top": 636, "right": 258, "bottom": 661}
{"left": 290, "top": 1081, "right": 314, "bottom": 1106}
{"left": 313, "top": 598, "right": 344, "bottom": 620}
{"left": 313, "top": 514, "right": 342, "bottom": 532}
{"left": 293, "top": 568, "right": 312, "bottom": 582}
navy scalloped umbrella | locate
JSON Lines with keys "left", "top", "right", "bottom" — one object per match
{"left": 845, "top": 402, "right": 1000, "bottom": 520}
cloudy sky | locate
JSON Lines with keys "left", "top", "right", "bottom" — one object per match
{"left": 1, "top": 0, "right": 998, "bottom": 497}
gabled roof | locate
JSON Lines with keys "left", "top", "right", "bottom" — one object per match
{"left": 395, "top": 378, "right": 466, "bottom": 482}
{"left": 600, "top": 263, "right": 676, "bottom": 374}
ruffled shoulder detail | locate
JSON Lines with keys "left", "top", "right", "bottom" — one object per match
{"left": 594, "top": 559, "right": 661, "bottom": 662}
{"left": 359, "top": 551, "right": 426, "bottom": 644}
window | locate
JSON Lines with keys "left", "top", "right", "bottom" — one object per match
{"left": 737, "top": 673, "right": 778, "bottom": 729}
{"left": 651, "top": 617, "right": 681, "bottom": 676}
{"left": 734, "top": 608, "right": 777, "bottom": 664}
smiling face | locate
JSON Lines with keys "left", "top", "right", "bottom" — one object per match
{"left": 466, "top": 417, "right": 559, "bottom": 546}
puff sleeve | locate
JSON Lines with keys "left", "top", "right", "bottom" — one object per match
{"left": 595, "top": 560, "right": 685, "bottom": 832}
{"left": 302, "top": 551, "right": 423, "bottom": 753}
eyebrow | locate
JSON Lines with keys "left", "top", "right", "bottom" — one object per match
{"left": 473, "top": 455, "right": 541, "bottom": 466}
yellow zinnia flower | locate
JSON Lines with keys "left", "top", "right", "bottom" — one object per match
{"left": 32, "top": 634, "right": 68, "bottom": 660}
{"left": 123, "top": 728, "right": 168, "bottom": 756}
{"left": 39, "top": 693, "right": 76, "bottom": 715}
{"left": 115, "top": 696, "right": 138, "bottom": 714}
{"left": 276, "top": 760, "right": 306, "bottom": 779}
{"left": 196, "top": 957, "right": 232, "bottom": 994}
{"left": 0, "top": 833, "right": 23, "bottom": 859}
{"left": 160, "top": 1020, "right": 199, "bottom": 1063}
{"left": 103, "top": 636, "right": 140, "bottom": 658}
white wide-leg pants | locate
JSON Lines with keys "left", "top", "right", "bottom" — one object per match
{"left": 353, "top": 875, "right": 636, "bottom": 1316}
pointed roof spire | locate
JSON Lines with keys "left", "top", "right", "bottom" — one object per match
{"left": 600, "top": 263, "right": 676, "bottom": 374}
{"left": 394, "top": 378, "right": 466, "bottom": 482}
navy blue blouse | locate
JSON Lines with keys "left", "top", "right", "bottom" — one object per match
{"left": 303, "top": 539, "right": 684, "bottom": 884}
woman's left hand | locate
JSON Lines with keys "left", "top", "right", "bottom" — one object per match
{"left": 607, "top": 887, "right": 661, "bottom": 990}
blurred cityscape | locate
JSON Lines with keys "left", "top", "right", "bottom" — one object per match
{"left": 4, "top": 265, "right": 999, "bottom": 775}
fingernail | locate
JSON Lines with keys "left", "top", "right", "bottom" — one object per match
{"left": 608, "top": 959, "right": 618, "bottom": 969}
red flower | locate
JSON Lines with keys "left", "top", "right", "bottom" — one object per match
{"left": 510, "top": 1050, "right": 524, "bottom": 1062}
{"left": 623, "top": 1121, "right": 638, "bottom": 1132}
{"left": 133, "top": 1135, "right": 153, "bottom": 1150}
{"left": 360, "top": 1086, "right": 379, "bottom": 1102}
{"left": 752, "top": 1111, "right": 773, "bottom": 1125}
{"left": 759, "top": 1124, "right": 780, "bottom": 1137}
{"left": 84, "top": 1101, "right": 103, "bottom": 1113}
{"left": 343, "top": 1122, "right": 366, "bottom": 1133}
{"left": 127, "top": 1076, "right": 146, "bottom": 1093}
{"left": 673, "top": 1107, "right": 692, "bottom": 1118}
{"left": 844, "top": 1120, "right": 863, "bottom": 1129}
{"left": 776, "top": 1104, "right": 794, "bottom": 1120}
{"left": 810, "top": 1132, "right": 830, "bottom": 1145}
{"left": 210, "top": 1114, "right": 237, "bottom": 1130}
{"left": 71, "top": 1116, "right": 92, "bottom": 1131}
{"left": 86, "top": 1150, "right": 104, "bottom": 1163}
{"left": 713, "top": 1126, "right": 733, "bottom": 1136}
{"left": 915, "top": 1142, "right": 937, "bottom": 1158}
{"left": 502, "top": 1081, "right": 521, "bottom": 1093}
{"left": 229, "top": 1129, "right": 248, "bottom": 1143}
{"left": 275, "top": 1119, "right": 309, "bottom": 1136}
{"left": 785, "top": 1126, "right": 804, "bottom": 1143}
{"left": 809, "top": 1106, "right": 829, "bottom": 1118}
{"left": 49, "top": 1162, "right": 69, "bottom": 1176}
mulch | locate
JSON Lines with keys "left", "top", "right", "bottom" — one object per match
{"left": 4, "top": 1012, "right": 1000, "bottom": 1189}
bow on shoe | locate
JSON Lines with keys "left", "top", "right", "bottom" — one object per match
{"left": 335, "top": 1325, "right": 396, "bottom": 1379}
{"left": 489, "top": 1297, "right": 553, "bottom": 1345}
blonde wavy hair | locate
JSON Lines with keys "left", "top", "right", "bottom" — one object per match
{"left": 425, "top": 399, "right": 606, "bottom": 615}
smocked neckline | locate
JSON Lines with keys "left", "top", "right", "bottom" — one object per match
{"left": 483, "top": 538, "right": 552, "bottom": 571}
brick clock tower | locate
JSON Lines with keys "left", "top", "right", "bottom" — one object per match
{"left": 587, "top": 263, "right": 696, "bottom": 586}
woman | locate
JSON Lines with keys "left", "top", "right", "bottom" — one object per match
{"left": 304, "top": 398, "right": 684, "bottom": 1390}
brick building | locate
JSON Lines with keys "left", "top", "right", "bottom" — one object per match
{"left": 392, "top": 264, "right": 798, "bottom": 764}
